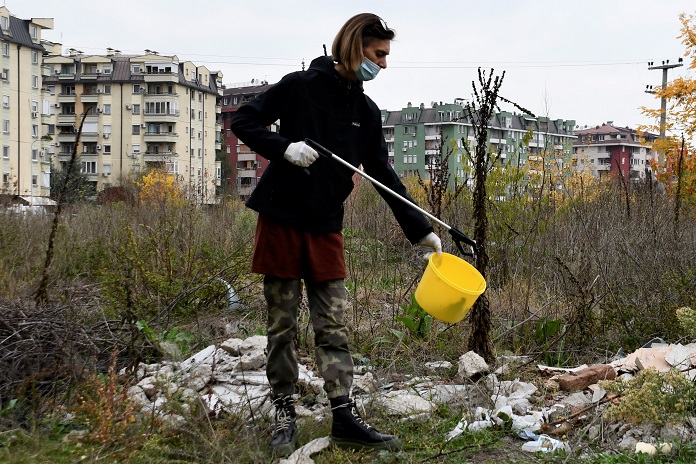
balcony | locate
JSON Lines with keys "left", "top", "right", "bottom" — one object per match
{"left": 144, "top": 151, "right": 178, "bottom": 162}
{"left": 80, "top": 92, "right": 100, "bottom": 103}
{"left": 57, "top": 132, "right": 77, "bottom": 142}
{"left": 80, "top": 131, "right": 99, "bottom": 141}
{"left": 238, "top": 169, "right": 257, "bottom": 178}
{"left": 56, "top": 71, "right": 76, "bottom": 80}
{"left": 143, "top": 131, "right": 179, "bottom": 143}
{"left": 57, "top": 113, "right": 77, "bottom": 124}
{"left": 144, "top": 110, "right": 180, "bottom": 122}
{"left": 143, "top": 71, "right": 179, "bottom": 83}
{"left": 238, "top": 152, "right": 256, "bottom": 162}
{"left": 58, "top": 92, "right": 77, "bottom": 103}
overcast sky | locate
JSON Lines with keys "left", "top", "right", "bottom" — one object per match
{"left": 8, "top": 1, "right": 694, "bottom": 131}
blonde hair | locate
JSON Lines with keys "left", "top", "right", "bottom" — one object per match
{"left": 331, "top": 13, "right": 395, "bottom": 73}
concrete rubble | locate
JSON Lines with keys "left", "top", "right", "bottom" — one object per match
{"left": 122, "top": 338, "right": 696, "bottom": 460}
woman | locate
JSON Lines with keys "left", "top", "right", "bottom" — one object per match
{"left": 230, "top": 13, "right": 441, "bottom": 456}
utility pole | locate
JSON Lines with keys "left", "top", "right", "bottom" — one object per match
{"left": 646, "top": 58, "right": 684, "bottom": 140}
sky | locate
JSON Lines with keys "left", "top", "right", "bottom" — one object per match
{"left": 8, "top": 1, "right": 694, "bottom": 132}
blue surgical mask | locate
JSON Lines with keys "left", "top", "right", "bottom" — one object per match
{"left": 355, "top": 58, "right": 380, "bottom": 81}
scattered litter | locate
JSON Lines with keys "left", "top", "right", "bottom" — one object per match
{"left": 520, "top": 434, "right": 568, "bottom": 453}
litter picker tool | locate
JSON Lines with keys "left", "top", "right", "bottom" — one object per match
{"left": 305, "top": 138, "right": 478, "bottom": 258}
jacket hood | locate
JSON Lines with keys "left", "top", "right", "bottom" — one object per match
{"left": 309, "top": 56, "right": 363, "bottom": 92}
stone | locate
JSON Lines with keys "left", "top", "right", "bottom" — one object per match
{"left": 180, "top": 345, "right": 216, "bottom": 370}
{"left": 239, "top": 335, "right": 267, "bottom": 355}
{"left": 278, "top": 436, "right": 331, "bottom": 464}
{"left": 588, "top": 384, "right": 607, "bottom": 402}
{"left": 635, "top": 442, "right": 657, "bottom": 456}
{"left": 373, "top": 391, "right": 435, "bottom": 416}
{"left": 220, "top": 338, "right": 244, "bottom": 356}
{"left": 557, "top": 364, "right": 616, "bottom": 391}
{"left": 236, "top": 351, "right": 266, "bottom": 371}
{"left": 425, "top": 361, "right": 453, "bottom": 370}
{"left": 127, "top": 385, "right": 150, "bottom": 406}
{"left": 136, "top": 377, "right": 160, "bottom": 400}
{"left": 458, "top": 351, "right": 489, "bottom": 378}
{"left": 353, "top": 372, "right": 379, "bottom": 394}
{"left": 418, "top": 384, "right": 469, "bottom": 404}
{"left": 618, "top": 436, "right": 637, "bottom": 450}
{"left": 562, "top": 391, "right": 591, "bottom": 408}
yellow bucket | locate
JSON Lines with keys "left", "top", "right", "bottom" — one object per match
{"left": 415, "top": 252, "right": 487, "bottom": 323}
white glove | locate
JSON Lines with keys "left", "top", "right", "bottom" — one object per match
{"left": 418, "top": 232, "right": 442, "bottom": 257}
{"left": 283, "top": 141, "right": 319, "bottom": 168}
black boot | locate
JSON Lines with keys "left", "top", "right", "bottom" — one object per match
{"left": 269, "top": 395, "right": 297, "bottom": 457}
{"left": 330, "top": 396, "right": 402, "bottom": 451}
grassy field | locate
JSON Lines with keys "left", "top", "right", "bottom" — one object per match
{"left": 1, "top": 176, "right": 695, "bottom": 463}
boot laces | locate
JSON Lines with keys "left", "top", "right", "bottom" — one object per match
{"left": 274, "top": 407, "right": 292, "bottom": 433}
{"left": 273, "top": 396, "right": 294, "bottom": 433}
{"left": 334, "top": 401, "right": 374, "bottom": 430}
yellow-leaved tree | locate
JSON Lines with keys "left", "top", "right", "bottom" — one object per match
{"left": 137, "top": 168, "right": 185, "bottom": 206}
{"left": 641, "top": 12, "right": 696, "bottom": 206}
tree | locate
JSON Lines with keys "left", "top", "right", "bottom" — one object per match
{"left": 641, "top": 13, "right": 696, "bottom": 223}
{"left": 49, "top": 157, "right": 93, "bottom": 204}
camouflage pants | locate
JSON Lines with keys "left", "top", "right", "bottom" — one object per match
{"left": 264, "top": 276, "right": 353, "bottom": 399}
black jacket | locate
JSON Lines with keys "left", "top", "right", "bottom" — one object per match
{"left": 230, "top": 56, "right": 433, "bottom": 244}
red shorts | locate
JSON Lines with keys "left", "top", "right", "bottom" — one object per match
{"left": 251, "top": 215, "right": 346, "bottom": 281}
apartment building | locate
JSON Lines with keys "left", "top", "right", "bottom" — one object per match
{"left": 572, "top": 122, "right": 658, "bottom": 180}
{"left": 0, "top": 6, "right": 54, "bottom": 199}
{"left": 219, "top": 80, "right": 273, "bottom": 198}
{"left": 381, "top": 100, "right": 577, "bottom": 185}
{"left": 41, "top": 48, "right": 224, "bottom": 204}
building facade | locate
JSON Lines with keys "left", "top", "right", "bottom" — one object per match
{"left": 572, "top": 122, "right": 658, "bottom": 180}
{"left": 0, "top": 7, "right": 54, "bottom": 199}
{"left": 219, "top": 81, "right": 273, "bottom": 198}
{"left": 41, "top": 48, "right": 223, "bottom": 204}
{"left": 381, "top": 100, "right": 577, "bottom": 185}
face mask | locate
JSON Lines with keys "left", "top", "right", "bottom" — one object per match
{"left": 355, "top": 58, "right": 380, "bottom": 81}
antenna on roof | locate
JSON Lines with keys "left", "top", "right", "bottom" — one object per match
{"left": 323, "top": 44, "right": 327, "bottom": 56}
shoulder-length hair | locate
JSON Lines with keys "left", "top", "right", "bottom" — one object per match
{"left": 331, "top": 13, "right": 395, "bottom": 73}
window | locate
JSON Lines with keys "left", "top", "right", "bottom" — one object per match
{"left": 132, "top": 144, "right": 140, "bottom": 154}
{"left": 1, "top": 68, "right": 8, "bottom": 80}
{"left": 198, "top": 111, "right": 202, "bottom": 120}
{"left": 2, "top": 94, "right": 8, "bottom": 108}
{"left": 104, "top": 84, "right": 111, "bottom": 94}
{"left": 2, "top": 42, "right": 8, "bottom": 57}
{"left": 2, "top": 172, "right": 8, "bottom": 184}
{"left": 32, "top": 174, "right": 38, "bottom": 186}
{"left": 30, "top": 25, "right": 37, "bottom": 39}
{"left": 103, "top": 64, "right": 112, "bottom": 75}
{"left": 32, "top": 75, "right": 39, "bottom": 88}
{"left": 132, "top": 125, "right": 140, "bottom": 135}
{"left": 103, "top": 104, "right": 111, "bottom": 115}
{"left": 103, "top": 164, "right": 112, "bottom": 175}
{"left": 103, "top": 145, "right": 111, "bottom": 154}
{"left": 31, "top": 50, "right": 38, "bottom": 64}
{"left": 1, "top": 16, "right": 8, "bottom": 31}
{"left": 46, "top": 124, "right": 55, "bottom": 135}
{"left": 132, "top": 104, "right": 140, "bottom": 115}
{"left": 32, "top": 149, "right": 38, "bottom": 161}
{"left": 81, "top": 161, "right": 97, "bottom": 174}
{"left": 31, "top": 101, "right": 38, "bottom": 113}
{"left": 3, "top": 146, "right": 9, "bottom": 158}
{"left": 132, "top": 84, "right": 142, "bottom": 94}
{"left": 132, "top": 64, "right": 140, "bottom": 74}
{"left": 2, "top": 119, "right": 8, "bottom": 133}
{"left": 32, "top": 125, "right": 38, "bottom": 137}
{"left": 46, "top": 85, "right": 55, "bottom": 95}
